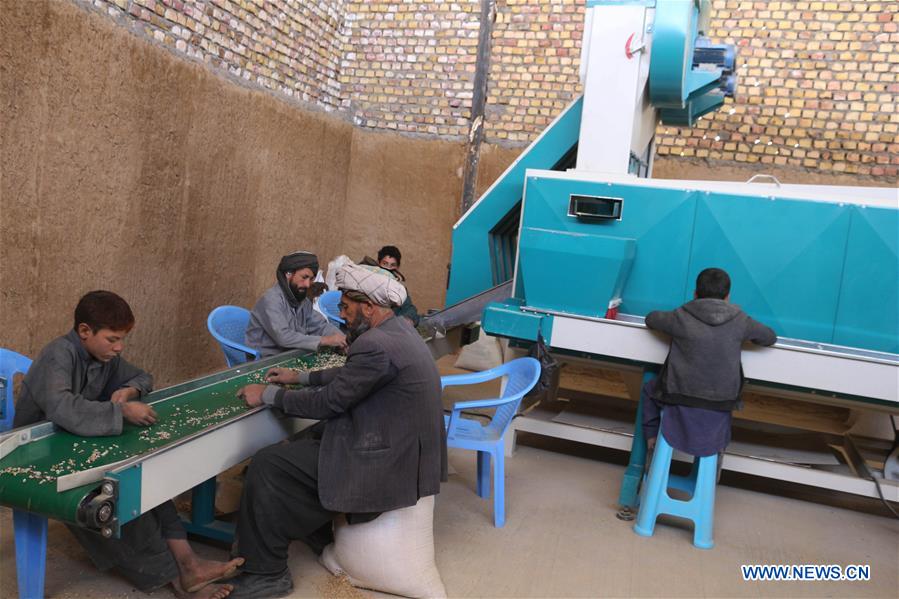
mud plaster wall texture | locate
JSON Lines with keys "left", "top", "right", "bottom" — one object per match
{"left": 1, "top": 0, "right": 462, "bottom": 385}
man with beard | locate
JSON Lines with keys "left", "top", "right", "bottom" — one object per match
{"left": 229, "top": 264, "right": 447, "bottom": 598}
{"left": 245, "top": 251, "right": 347, "bottom": 357}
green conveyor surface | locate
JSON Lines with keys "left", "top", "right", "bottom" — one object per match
{"left": 0, "top": 351, "right": 344, "bottom": 523}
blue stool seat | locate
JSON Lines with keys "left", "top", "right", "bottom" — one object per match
{"left": 633, "top": 431, "right": 718, "bottom": 549}
{"left": 318, "top": 290, "right": 345, "bottom": 326}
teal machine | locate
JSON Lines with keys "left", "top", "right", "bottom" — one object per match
{"left": 445, "top": 0, "right": 899, "bottom": 507}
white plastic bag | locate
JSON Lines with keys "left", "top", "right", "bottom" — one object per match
{"left": 454, "top": 325, "right": 503, "bottom": 371}
{"left": 320, "top": 495, "right": 446, "bottom": 598}
{"left": 312, "top": 269, "right": 328, "bottom": 318}
{"left": 324, "top": 255, "right": 353, "bottom": 291}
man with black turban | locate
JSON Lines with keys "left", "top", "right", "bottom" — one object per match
{"left": 245, "top": 251, "right": 346, "bottom": 357}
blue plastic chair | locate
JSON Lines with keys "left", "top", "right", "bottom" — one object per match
{"left": 207, "top": 306, "right": 260, "bottom": 368}
{"left": 0, "top": 349, "right": 46, "bottom": 598}
{"left": 633, "top": 428, "right": 719, "bottom": 549}
{"left": 1, "top": 348, "right": 32, "bottom": 432}
{"left": 441, "top": 356, "right": 541, "bottom": 527}
{"left": 318, "top": 290, "right": 345, "bottom": 326}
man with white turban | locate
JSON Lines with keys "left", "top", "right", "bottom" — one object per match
{"left": 245, "top": 251, "right": 346, "bottom": 357}
{"left": 230, "top": 265, "right": 447, "bottom": 598}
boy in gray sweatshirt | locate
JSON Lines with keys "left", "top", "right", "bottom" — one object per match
{"left": 16, "top": 291, "right": 241, "bottom": 598}
{"left": 642, "top": 268, "right": 777, "bottom": 457}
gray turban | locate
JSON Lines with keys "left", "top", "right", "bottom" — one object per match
{"left": 336, "top": 264, "right": 408, "bottom": 308}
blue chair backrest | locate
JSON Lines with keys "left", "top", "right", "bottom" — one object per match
{"left": 490, "top": 357, "right": 541, "bottom": 435}
{"left": 207, "top": 306, "right": 260, "bottom": 368}
{"left": 0, "top": 349, "right": 32, "bottom": 432}
{"left": 318, "top": 290, "right": 345, "bottom": 325}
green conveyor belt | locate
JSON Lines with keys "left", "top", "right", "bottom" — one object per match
{"left": 0, "top": 351, "right": 345, "bottom": 523}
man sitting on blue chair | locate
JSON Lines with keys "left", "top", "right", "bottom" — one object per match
{"left": 245, "top": 251, "right": 347, "bottom": 357}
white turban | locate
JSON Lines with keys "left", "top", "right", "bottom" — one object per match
{"left": 336, "top": 263, "right": 408, "bottom": 308}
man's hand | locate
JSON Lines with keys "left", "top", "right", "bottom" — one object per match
{"left": 121, "top": 401, "right": 157, "bottom": 426}
{"left": 110, "top": 387, "right": 140, "bottom": 405}
{"left": 266, "top": 368, "right": 300, "bottom": 385}
{"left": 237, "top": 384, "right": 267, "bottom": 408}
{"left": 319, "top": 333, "right": 348, "bottom": 351}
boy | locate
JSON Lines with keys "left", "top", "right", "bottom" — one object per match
{"left": 15, "top": 290, "right": 241, "bottom": 598}
{"left": 642, "top": 268, "right": 777, "bottom": 459}
{"left": 359, "top": 245, "right": 421, "bottom": 326}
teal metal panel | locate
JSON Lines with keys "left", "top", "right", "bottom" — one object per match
{"left": 650, "top": 0, "right": 705, "bottom": 107}
{"left": 649, "top": 0, "right": 728, "bottom": 124}
{"left": 109, "top": 464, "right": 141, "bottom": 528}
{"left": 688, "top": 194, "right": 852, "bottom": 344}
{"left": 445, "top": 97, "right": 583, "bottom": 306}
{"left": 833, "top": 205, "right": 899, "bottom": 353}
{"left": 482, "top": 300, "right": 553, "bottom": 342}
{"left": 516, "top": 176, "right": 698, "bottom": 316}
{"left": 519, "top": 228, "right": 635, "bottom": 317}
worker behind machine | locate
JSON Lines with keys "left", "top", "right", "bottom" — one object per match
{"left": 642, "top": 268, "right": 777, "bottom": 462}
{"left": 15, "top": 290, "right": 241, "bottom": 599}
{"left": 358, "top": 245, "right": 421, "bottom": 326}
{"left": 245, "top": 250, "right": 347, "bottom": 357}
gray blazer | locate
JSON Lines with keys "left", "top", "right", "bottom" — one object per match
{"left": 268, "top": 315, "right": 447, "bottom": 513}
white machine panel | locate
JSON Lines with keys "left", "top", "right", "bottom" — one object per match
{"left": 547, "top": 312, "right": 899, "bottom": 407}
{"left": 136, "top": 409, "right": 315, "bottom": 515}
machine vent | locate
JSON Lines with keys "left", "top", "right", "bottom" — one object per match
{"left": 489, "top": 202, "right": 521, "bottom": 285}
{"left": 568, "top": 195, "right": 623, "bottom": 221}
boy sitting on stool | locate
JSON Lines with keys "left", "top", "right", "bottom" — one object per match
{"left": 642, "top": 268, "right": 777, "bottom": 465}
{"left": 15, "top": 290, "right": 242, "bottom": 598}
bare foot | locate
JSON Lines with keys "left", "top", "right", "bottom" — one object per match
{"left": 182, "top": 557, "right": 245, "bottom": 593}
{"left": 194, "top": 583, "right": 234, "bottom": 599}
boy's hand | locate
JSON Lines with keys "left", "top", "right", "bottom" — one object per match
{"left": 266, "top": 368, "right": 300, "bottom": 384}
{"left": 110, "top": 387, "right": 139, "bottom": 405}
{"left": 320, "top": 333, "right": 348, "bottom": 351}
{"left": 122, "top": 401, "right": 157, "bottom": 426}
{"left": 237, "top": 384, "right": 266, "bottom": 408}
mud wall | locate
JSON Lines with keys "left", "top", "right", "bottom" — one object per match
{"left": 0, "top": 0, "right": 461, "bottom": 385}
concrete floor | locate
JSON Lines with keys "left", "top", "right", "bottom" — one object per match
{"left": 1, "top": 436, "right": 897, "bottom": 598}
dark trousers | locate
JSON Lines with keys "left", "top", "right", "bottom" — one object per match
{"left": 236, "top": 439, "right": 336, "bottom": 574}
{"left": 68, "top": 500, "right": 184, "bottom": 592}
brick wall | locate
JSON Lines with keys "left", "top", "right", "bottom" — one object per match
{"left": 485, "top": 0, "right": 583, "bottom": 143}
{"left": 339, "top": 0, "right": 480, "bottom": 135}
{"left": 85, "top": 0, "right": 348, "bottom": 109}
{"left": 67, "top": 1, "right": 898, "bottom": 180}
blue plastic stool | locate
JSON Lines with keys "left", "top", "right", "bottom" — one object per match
{"left": 633, "top": 431, "right": 718, "bottom": 549}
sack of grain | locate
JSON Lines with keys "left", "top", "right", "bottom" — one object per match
{"left": 320, "top": 495, "right": 446, "bottom": 598}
